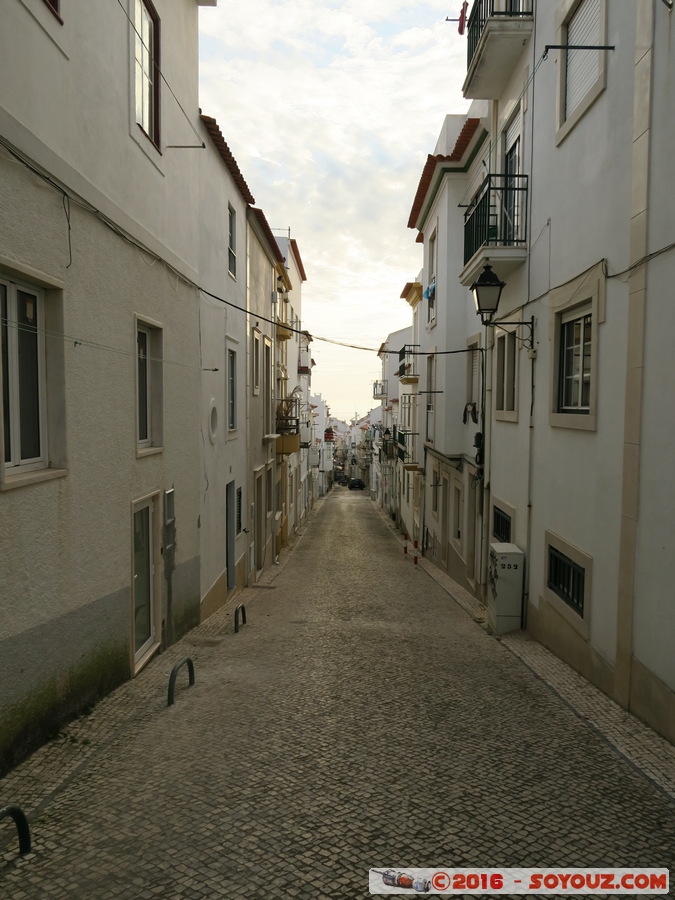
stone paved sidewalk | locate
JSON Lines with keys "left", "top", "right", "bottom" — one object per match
{"left": 1, "top": 490, "right": 673, "bottom": 899}
{"left": 373, "top": 503, "right": 675, "bottom": 805}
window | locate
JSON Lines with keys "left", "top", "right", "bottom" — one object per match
{"left": 495, "top": 330, "right": 517, "bottom": 416}
{"left": 503, "top": 113, "right": 521, "bottom": 245}
{"left": 134, "top": 0, "right": 160, "bottom": 146}
{"left": 453, "top": 484, "right": 462, "bottom": 542}
{"left": 556, "top": 0, "right": 607, "bottom": 144}
{"left": 544, "top": 530, "right": 592, "bottom": 637}
{"left": 236, "top": 487, "right": 242, "bottom": 534}
{"left": 228, "top": 206, "right": 236, "bottom": 278}
{"left": 427, "top": 231, "right": 437, "bottom": 324}
{"left": 136, "top": 320, "right": 163, "bottom": 451}
{"left": 467, "top": 340, "right": 481, "bottom": 410}
{"left": 228, "top": 348, "right": 237, "bottom": 429}
{"left": 426, "top": 355, "right": 435, "bottom": 442}
{"left": 549, "top": 262, "right": 603, "bottom": 430}
{"left": 493, "top": 506, "right": 512, "bottom": 543}
{"left": 263, "top": 338, "right": 272, "bottom": 435}
{"left": 2, "top": 282, "right": 46, "bottom": 472}
{"left": 252, "top": 328, "right": 260, "bottom": 394}
{"left": 548, "top": 546, "right": 585, "bottom": 616}
{"left": 558, "top": 310, "right": 592, "bottom": 414}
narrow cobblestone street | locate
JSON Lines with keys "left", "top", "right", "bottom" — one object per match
{"left": 1, "top": 490, "right": 674, "bottom": 899}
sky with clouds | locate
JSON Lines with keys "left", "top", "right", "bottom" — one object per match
{"left": 198, "top": 0, "right": 470, "bottom": 422}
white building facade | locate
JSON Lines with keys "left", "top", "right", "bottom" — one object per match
{"left": 403, "top": 0, "right": 675, "bottom": 743}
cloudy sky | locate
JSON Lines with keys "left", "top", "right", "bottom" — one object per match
{"left": 198, "top": 0, "right": 470, "bottom": 422}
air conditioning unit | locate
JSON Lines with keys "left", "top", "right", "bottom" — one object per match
{"left": 488, "top": 542, "right": 524, "bottom": 635}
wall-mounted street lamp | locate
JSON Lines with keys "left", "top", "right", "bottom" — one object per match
{"left": 470, "top": 264, "right": 505, "bottom": 326}
{"left": 470, "top": 264, "right": 535, "bottom": 350}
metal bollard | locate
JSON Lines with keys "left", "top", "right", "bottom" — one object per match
{"left": 403, "top": 533, "right": 408, "bottom": 555}
{"left": 413, "top": 539, "right": 419, "bottom": 566}
{"left": 167, "top": 657, "right": 195, "bottom": 706}
{"left": 0, "top": 805, "right": 31, "bottom": 855}
{"left": 234, "top": 603, "right": 247, "bottom": 633}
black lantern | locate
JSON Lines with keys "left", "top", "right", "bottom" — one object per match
{"left": 470, "top": 264, "right": 505, "bottom": 325}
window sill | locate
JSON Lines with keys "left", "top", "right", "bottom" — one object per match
{"left": 549, "top": 413, "right": 596, "bottom": 432}
{"left": 426, "top": 317, "right": 437, "bottom": 331}
{"left": 137, "top": 446, "right": 164, "bottom": 458}
{"left": 495, "top": 409, "right": 518, "bottom": 423}
{"left": 0, "top": 467, "right": 68, "bottom": 491}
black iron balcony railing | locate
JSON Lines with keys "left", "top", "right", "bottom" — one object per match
{"left": 467, "top": 0, "right": 534, "bottom": 70}
{"left": 275, "top": 395, "right": 300, "bottom": 434}
{"left": 396, "top": 427, "right": 419, "bottom": 466}
{"left": 464, "top": 173, "right": 528, "bottom": 265}
{"left": 373, "top": 380, "right": 388, "bottom": 399}
{"left": 398, "top": 345, "right": 419, "bottom": 381}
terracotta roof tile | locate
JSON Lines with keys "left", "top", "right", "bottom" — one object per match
{"left": 289, "top": 238, "right": 307, "bottom": 281}
{"left": 407, "top": 118, "right": 482, "bottom": 230}
{"left": 251, "top": 208, "right": 284, "bottom": 264}
{"left": 200, "top": 114, "right": 255, "bottom": 206}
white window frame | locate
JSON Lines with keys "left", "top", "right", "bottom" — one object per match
{"left": 466, "top": 335, "right": 482, "bottom": 411}
{"left": 136, "top": 317, "right": 163, "bottom": 454}
{"left": 227, "top": 347, "right": 237, "bottom": 430}
{"left": 1, "top": 280, "right": 47, "bottom": 474}
{"left": 228, "top": 205, "right": 237, "bottom": 278}
{"left": 451, "top": 477, "right": 464, "bottom": 554}
{"left": 548, "top": 262, "right": 604, "bottom": 432}
{"left": 252, "top": 328, "right": 261, "bottom": 395}
{"left": 555, "top": 0, "right": 608, "bottom": 146}
{"left": 494, "top": 328, "right": 518, "bottom": 421}
{"left": 131, "top": 491, "right": 162, "bottom": 673}
{"left": 134, "top": 0, "right": 160, "bottom": 146}
{"left": 427, "top": 229, "right": 437, "bottom": 326}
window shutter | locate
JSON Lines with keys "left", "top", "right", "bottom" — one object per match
{"left": 505, "top": 113, "right": 520, "bottom": 157}
{"left": 566, "top": 0, "right": 600, "bottom": 117}
{"left": 471, "top": 348, "right": 480, "bottom": 405}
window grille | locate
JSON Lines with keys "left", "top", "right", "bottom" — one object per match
{"left": 548, "top": 546, "right": 585, "bottom": 616}
{"left": 493, "top": 506, "right": 512, "bottom": 543}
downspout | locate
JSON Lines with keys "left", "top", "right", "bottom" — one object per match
{"left": 522, "top": 0, "right": 539, "bottom": 629}
{"left": 479, "top": 332, "right": 493, "bottom": 603}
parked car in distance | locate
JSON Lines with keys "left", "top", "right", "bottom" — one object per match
{"left": 336, "top": 475, "right": 349, "bottom": 485}
{"left": 348, "top": 478, "right": 365, "bottom": 490}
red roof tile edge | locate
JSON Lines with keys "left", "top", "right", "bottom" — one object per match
{"left": 407, "top": 118, "right": 482, "bottom": 230}
{"left": 289, "top": 238, "right": 307, "bottom": 282}
{"left": 251, "top": 208, "right": 284, "bottom": 265}
{"left": 200, "top": 114, "right": 256, "bottom": 206}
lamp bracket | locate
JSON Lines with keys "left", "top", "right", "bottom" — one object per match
{"left": 491, "top": 317, "right": 535, "bottom": 351}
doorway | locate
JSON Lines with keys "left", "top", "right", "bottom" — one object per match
{"left": 226, "top": 480, "right": 236, "bottom": 591}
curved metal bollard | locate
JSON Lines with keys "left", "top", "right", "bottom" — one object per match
{"left": 234, "top": 603, "right": 247, "bottom": 634}
{"left": 0, "top": 805, "right": 31, "bottom": 855}
{"left": 167, "top": 657, "right": 195, "bottom": 707}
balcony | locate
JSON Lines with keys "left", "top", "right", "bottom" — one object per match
{"left": 373, "top": 380, "right": 388, "bottom": 400}
{"left": 396, "top": 427, "right": 421, "bottom": 471}
{"left": 460, "top": 173, "right": 528, "bottom": 285}
{"left": 463, "top": 0, "right": 534, "bottom": 99}
{"left": 298, "top": 347, "right": 312, "bottom": 374}
{"left": 275, "top": 395, "right": 300, "bottom": 454}
{"left": 397, "top": 346, "right": 419, "bottom": 384}
{"left": 276, "top": 321, "right": 292, "bottom": 341}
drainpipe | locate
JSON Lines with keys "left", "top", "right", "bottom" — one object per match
{"left": 479, "top": 327, "right": 494, "bottom": 603}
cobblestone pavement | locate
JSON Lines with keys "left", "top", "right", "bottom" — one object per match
{"left": 1, "top": 490, "right": 674, "bottom": 899}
